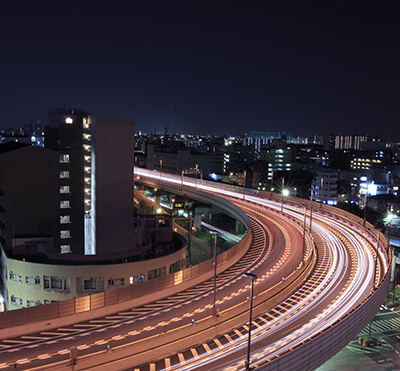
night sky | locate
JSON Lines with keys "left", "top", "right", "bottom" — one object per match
{"left": 2, "top": 1, "right": 400, "bottom": 141}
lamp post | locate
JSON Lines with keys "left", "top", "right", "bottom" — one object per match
{"left": 210, "top": 231, "right": 218, "bottom": 316}
{"left": 387, "top": 203, "right": 394, "bottom": 247}
{"left": 363, "top": 189, "right": 368, "bottom": 227}
{"left": 181, "top": 170, "right": 184, "bottom": 190}
{"left": 243, "top": 170, "right": 247, "bottom": 200}
{"left": 187, "top": 216, "right": 192, "bottom": 267}
{"left": 159, "top": 159, "right": 162, "bottom": 183}
{"left": 309, "top": 188, "right": 313, "bottom": 233}
{"left": 195, "top": 164, "right": 198, "bottom": 188}
{"left": 320, "top": 178, "right": 324, "bottom": 208}
{"left": 281, "top": 177, "right": 284, "bottom": 213}
{"left": 243, "top": 272, "right": 257, "bottom": 370}
{"left": 303, "top": 205, "right": 307, "bottom": 262}
{"left": 270, "top": 170, "right": 274, "bottom": 196}
{"left": 373, "top": 228, "right": 381, "bottom": 290}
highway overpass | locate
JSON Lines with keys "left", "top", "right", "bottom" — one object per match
{"left": 0, "top": 168, "right": 391, "bottom": 370}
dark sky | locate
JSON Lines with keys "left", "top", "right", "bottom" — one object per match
{"left": 1, "top": 1, "right": 400, "bottom": 141}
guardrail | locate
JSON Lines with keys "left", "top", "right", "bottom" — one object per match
{"left": 258, "top": 244, "right": 391, "bottom": 370}
{"left": 0, "top": 213, "right": 252, "bottom": 335}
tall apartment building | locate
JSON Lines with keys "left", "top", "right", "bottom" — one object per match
{"left": 260, "top": 138, "right": 298, "bottom": 181}
{"left": 312, "top": 170, "right": 339, "bottom": 205}
{"left": 0, "top": 142, "right": 60, "bottom": 251}
{"left": 45, "top": 108, "right": 93, "bottom": 255}
{"left": 93, "top": 117, "right": 136, "bottom": 255}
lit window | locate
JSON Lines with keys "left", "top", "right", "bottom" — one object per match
{"left": 60, "top": 200, "right": 70, "bottom": 208}
{"left": 61, "top": 245, "right": 71, "bottom": 253}
{"left": 60, "top": 171, "right": 70, "bottom": 178}
{"left": 60, "top": 215, "right": 71, "bottom": 224}
{"left": 59, "top": 154, "right": 70, "bottom": 163}
{"left": 60, "top": 186, "right": 70, "bottom": 194}
{"left": 60, "top": 230, "right": 71, "bottom": 239}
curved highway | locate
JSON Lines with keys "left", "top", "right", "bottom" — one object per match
{"left": 0, "top": 169, "right": 390, "bottom": 371}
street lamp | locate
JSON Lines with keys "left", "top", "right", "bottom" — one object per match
{"left": 302, "top": 205, "right": 307, "bottom": 262}
{"left": 243, "top": 272, "right": 257, "bottom": 370}
{"left": 160, "top": 159, "right": 162, "bottom": 183}
{"left": 309, "top": 188, "right": 313, "bottom": 233}
{"left": 243, "top": 170, "right": 247, "bottom": 200}
{"left": 320, "top": 178, "right": 324, "bottom": 208}
{"left": 363, "top": 189, "right": 368, "bottom": 227}
{"left": 270, "top": 170, "right": 274, "bottom": 195}
{"left": 210, "top": 231, "right": 219, "bottom": 316}
{"left": 387, "top": 203, "right": 394, "bottom": 247}
{"left": 195, "top": 164, "right": 198, "bottom": 188}
{"left": 372, "top": 228, "right": 381, "bottom": 290}
{"left": 281, "top": 177, "right": 288, "bottom": 213}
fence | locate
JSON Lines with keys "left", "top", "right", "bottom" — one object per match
{"left": 0, "top": 225, "right": 252, "bottom": 331}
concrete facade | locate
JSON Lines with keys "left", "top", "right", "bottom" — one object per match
{"left": 93, "top": 117, "right": 136, "bottom": 254}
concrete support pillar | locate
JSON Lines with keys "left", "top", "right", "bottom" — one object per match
{"left": 235, "top": 219, "right": 240, "bottom": 233}
{"left": 154, "top": 188, "right": 160, "bottom": 207}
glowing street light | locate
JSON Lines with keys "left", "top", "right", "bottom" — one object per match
{"left": 281, "top": 177, "right": 289, "bottom": 213}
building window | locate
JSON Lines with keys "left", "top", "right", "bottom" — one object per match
{"left": 147, "top": 267, "right": 166, "bottom": 281}
{"left": 26, "top": 276, "right": 41, "bottom": 286}
{"left": 60, "top": 186, "right": 70, "bottom": 194}
{"left": 60, "top": 171, "right": 70, "bottom": 178}
{"left": 107, "top": 278, "right": 125, "bottom": 287}
{"left": 27, "top": 300, "right": 41, "bottom": 307}
{"left": 44, "top": 276, "right": 70, "bottom": 291}
{"left": 61, "top": 245, "right": 71, "bottom": 253}
{"left": 60, "top": 230, "right": 71, "bottom": 239}
{"left": 60, "top": 215, "right": 71, "bottom": 224}
{"left": 9, "top": 271, "right": 22, "bottom": 282}
{"left": 59, "top": 154, "right": 70, "bottom": 163}
{"left": 11, "top": 295, "right": 23, "bottom": 307}
{"left": 60, "top": 200, "right": 70, "bottom": 209}
{"left": 44, "top": 299, "right": 59, "bottom": 304}
{"left": 169, "top": 260, "right": 181, "bottom": 274}
{"left": 129, "top": 275, "right": 145, "bottom": 284}
{"left": 77, "top": 277, "right": 104, "bottom": 292}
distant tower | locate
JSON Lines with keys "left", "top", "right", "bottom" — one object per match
{"left": 45, "top": 108, "right": 93, "bottom": 255}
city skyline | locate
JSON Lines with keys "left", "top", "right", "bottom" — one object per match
{"left": 2, "top": 1, "right": 400, "bottom": 141}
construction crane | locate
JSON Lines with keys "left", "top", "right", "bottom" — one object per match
{"left": 164, "top": 106, "right": 176, "bottom": 136}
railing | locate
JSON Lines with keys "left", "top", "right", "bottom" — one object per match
{"left": 0, "top": 222, "right": 252, "bottom": 332}
{"left": 258, "top": 246, "right": 391, "bottom": 370}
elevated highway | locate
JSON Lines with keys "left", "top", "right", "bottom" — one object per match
{"left": 0, "top": 168, "right": 391, "bottom": 370}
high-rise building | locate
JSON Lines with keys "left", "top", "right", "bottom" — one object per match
{"left": 93, "top": 117, "right": 136, "bottom": 255}
{"left": 45, "top": 108, "right": 93, "bottom": 255}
